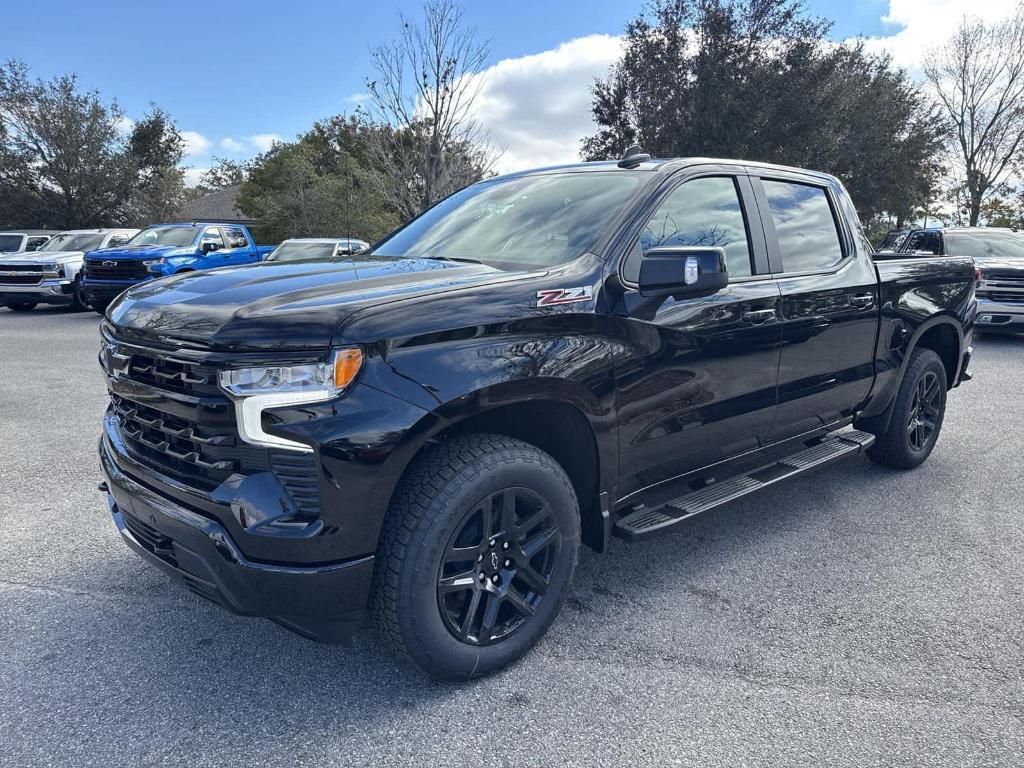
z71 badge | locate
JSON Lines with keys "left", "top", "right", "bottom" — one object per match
{"left": 536, "top": 286, "right": 593, "bottom": 307}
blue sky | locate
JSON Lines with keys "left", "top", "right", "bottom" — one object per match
{"left": 7, "top": 0, "right": 1002, "bottom": 181}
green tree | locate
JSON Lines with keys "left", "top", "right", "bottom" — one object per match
{"left": 583, "top": 0, "right": 946, "bottom": 223}
{"left": 237, "top": 116, "right": 400, "bottom": 243}
{"left": 0, "top": 60, "right": 183, "bottom": 228}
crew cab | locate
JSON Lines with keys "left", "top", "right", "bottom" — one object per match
{"left": 0, "top": 229, "right": 137, "bottom": 312}
{"left": 264, "top": 238, "right": 371, "bottom": 263}
{"left": 886, "top": 226, "right": 1024, "bottom": 334}
{"left": 97, "top": 154, "right": 975, "bottom": 680}
{"left": 0, "top": 231, "right": 58, "bottom": 254}
{"left": 82, "top": 222, "right": 274, "bottom": 314}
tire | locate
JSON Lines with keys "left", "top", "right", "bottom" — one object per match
{"left": 866, "top": 348, "right": 947, "bottom": 469}
{"left": 70, "top": 276, "right": 89, "bottom": 311}
{"left": 4, "top": 302, "right": 37, "bottom": 312}
{"left": 372, "top": 433, "right": 580, "bottom": 680}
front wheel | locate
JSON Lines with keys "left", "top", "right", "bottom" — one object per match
{"left": 372, "top": 434, "right": 580, "bottom": 680}
{"left": 70, "top": 276, "right": 89, "bottom": 311}
{"left": 4, "top": 302, "right": 37, "bottom": 312}
{"left": 866, "top": 348, "right": 947, "bottom": 469}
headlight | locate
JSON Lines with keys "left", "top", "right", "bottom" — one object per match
{"left": 142, "top": 258, "right": 165, "bottom": 272}
{"left": 42, "top": 263, "right": 62, "bottom": 276}
{"left": 218, "top": 349, "right": 363, "bottom": 452}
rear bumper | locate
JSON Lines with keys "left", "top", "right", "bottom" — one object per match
{"left": 0, "top": 279, "right": 74, "bottom": 304}
{"left": 100, "top": 437, "right": 374, "bottom": 643}
{"left": 976, "top": 298, "right": 1024, "bottom": 333}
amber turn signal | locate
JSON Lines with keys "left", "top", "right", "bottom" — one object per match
{"left": 334, "top": 348, "right": 363, "bottom": 389}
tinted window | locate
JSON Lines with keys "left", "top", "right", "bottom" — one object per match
{"left": 944, "top": 231, "right": 1024, "bottom": 259}
{"left": 128, "top": 227, "right": 198, "bottom": 247}
{"left": 26, "top": 236, "right": 50, "bottom": 250}
{"left": 224, "top": 227, "right": 248, "bottom": 249}
{"left": 40, "top": 232, "right": 105, "bottom": 252}
{"left": 0, "top": 235, "right": 22, "bottom": 251}
{"left": 375, "top": 172, "right": 644, "bottom": 269}
{"left": 266, "top": 241, "right": 339, "bottom": 262}
{"left": 903, "top": 231, "right": 942, "bottom": 255}
{"left": 624, "top": 176, "right": 753, "bottom": 282}
{"left": 201, "top": 227, "right": 225, "bottom": 249}
{"left": 762, "top": 180, "right": 844, "bottom": 272}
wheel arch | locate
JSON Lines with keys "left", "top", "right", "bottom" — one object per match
{"left": 386, "top": 383, "right": 610, "bottom": 553}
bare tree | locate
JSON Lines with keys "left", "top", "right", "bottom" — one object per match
{"left": 924, "top": 5, "right": 1024, "bottom": 226}
{"left": 362, "top": 0, "right": 495, "bottom": 220}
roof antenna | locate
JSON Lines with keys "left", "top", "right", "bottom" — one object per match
{"left": 618, "top": 144, "right": 650, "bottom": 168}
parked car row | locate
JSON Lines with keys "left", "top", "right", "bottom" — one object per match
{"left": 0, "top": 224, "right": 370, "bottom": 314}
{"left": 876, "top": 226, "right": 1024, "bottom": 335}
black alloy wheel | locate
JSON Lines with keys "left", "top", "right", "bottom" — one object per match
{"left": 907, "top": 369, "right": 942, "bottom": 452}
{"left": 437, "top": 487, "right": 559, "bottom": 646}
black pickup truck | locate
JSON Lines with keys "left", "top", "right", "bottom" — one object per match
{"left": 97, "top": 154, "right": 975, "bottom": 679}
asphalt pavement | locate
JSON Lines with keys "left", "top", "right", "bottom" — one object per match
{"left": 1, "top": 306, "right": 1022, "bottom": 767}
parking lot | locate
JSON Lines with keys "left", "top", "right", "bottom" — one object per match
{"left": 0, "top": 307, "right": 1021, "bottom": 767}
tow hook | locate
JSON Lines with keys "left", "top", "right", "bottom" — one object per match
{"left": 97, "top": 481, "right": 109, "bottom": 492}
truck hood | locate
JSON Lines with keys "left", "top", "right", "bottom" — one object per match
{"left": 0, "top": 250, "right": 85, "bottom": 265}
{"left": 974, "top": 256, "right": 1024, "bottom": 273}
{"left": 108, "top": 255, "right": 530, "bottom": 351}
{"left": 87, "top": 244, "right": 194, "bottom": 260}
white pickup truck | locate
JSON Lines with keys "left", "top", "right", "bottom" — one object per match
{"left": 0, "top": 228, "right": 138, "bottom": 312}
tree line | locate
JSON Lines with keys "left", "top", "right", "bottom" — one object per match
{"left": 2, "top": 0, "right": 1023, "bottom": 242}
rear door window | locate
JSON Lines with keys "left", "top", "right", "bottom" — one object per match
{"left": 224, "top": 227, "right": 249, "bottom": 249}
{"left": 761, "top": 180, "right": 845, "bottom": 273}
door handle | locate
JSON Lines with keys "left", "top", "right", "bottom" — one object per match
{"left": 741, "top": 309, "right": 776, "bottom": 324}
{"left": 851, "top": 294, "right": 874, "bottom": 308}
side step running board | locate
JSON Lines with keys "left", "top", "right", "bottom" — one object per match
{"left": 613, "top": 429, "right": 875, "bottom": 542}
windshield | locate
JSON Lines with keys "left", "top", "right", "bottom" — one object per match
{"left": 945, "top": 231, "right": 1024, "bottom": 259}
{"left": 40, "top": 232, "right": 105, "bottom": 252}
{"left": 0, "top": 235, "right": 23, "bottom": 252}
{"left": 374, "top": 172, "right": 645, "bottom": 268}
{"left": 127, "top": 226, "right": 198, "bottom": 248}
{"left": 266, "top": 241, "right": 340, "bottom": 262}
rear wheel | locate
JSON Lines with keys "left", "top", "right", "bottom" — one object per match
{"left": 372, "top": 434, "right": 580, "bottom": 680}
{"left": 4, "top": 302, "right": 37, "bottom": 312}
{"left": 866, "top": 348, "right": 947, "bottom": 469}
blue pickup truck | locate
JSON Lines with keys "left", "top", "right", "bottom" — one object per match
{"left": 81, "top": 222, "right": 274, "bottom": 314}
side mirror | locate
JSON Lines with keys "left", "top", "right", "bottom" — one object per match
{"left": 201, "top": 241, "right": 219, "bottom": 254}
{"left": 638, "top": 246, "right": 729, "bottom": 298}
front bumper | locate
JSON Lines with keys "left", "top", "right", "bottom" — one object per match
{"left": 975, "top": 298, "right": 1024, "bottom": 334}
{"left": 0, "top": 278, "right": 74, "bottom": 304}
{"left": 100, "top": 437, "right": 375, "bottom": 643}
{"left": 82, "top": 279, "right": 142, "bottom": 305}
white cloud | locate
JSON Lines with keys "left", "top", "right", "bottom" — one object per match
{"left": 469, "top": 34, "right": 623, "bottom": 173}
{"left": 114, "top": 116, "right": 135, "bottom": 136}
{"left": 248, "top": 133, "right": 283, "bottom": 152}
{"left": 180, "top": 130, "right": 211, "bottom": 157}
{"left": 220, "top": 137, "right": 244, "bottom": 152}
{"left": 183, "top": 167, "right": 207, "bottom": 188}
{"left": 857, "top": 0, "right": 1019, "bottom": 73}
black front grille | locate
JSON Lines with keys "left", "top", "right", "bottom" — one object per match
{"left": 129, "top": 354, "right": 221, "bottom": 397}
{"left": 986, "top": 291, "right": 1024, "bottom": 303}
{"left": 0, "top": 274, "right": 43, "bottom": 285}
{"left": 85, "top": 259, "right": 149, "bottom": 280}
{"left": 112, "top": 395, "right": 248, "bottom": 490}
